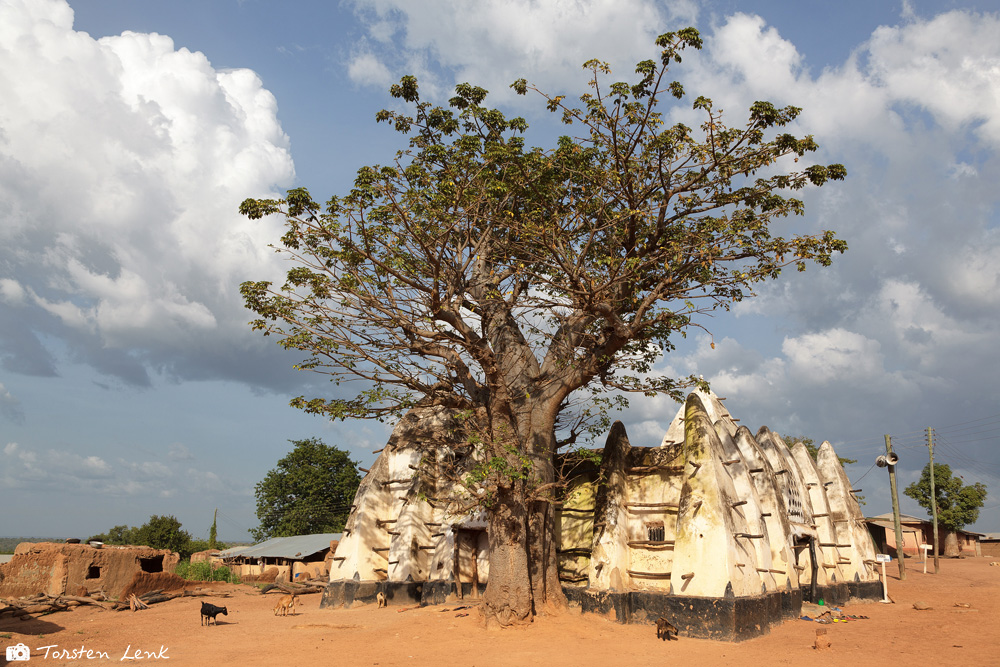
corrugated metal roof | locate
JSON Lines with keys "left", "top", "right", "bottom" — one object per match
{"left": 868, "top": 520, "right": 919, "bottom": 533}
{"left": 866, "top": 519, "right": 985, "bottom": 538}
{"left": 867, "top": 513, "right": 925, "bottom": 523}
{"left": 219, "top": 533, "right": 341, "bottom": 560}
{"left": 216, "top": 545, "right": 247, "bottom": 558}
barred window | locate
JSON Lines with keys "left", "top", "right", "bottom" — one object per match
{"left": 646, "top": 521, "right": 665, "bottom": 542}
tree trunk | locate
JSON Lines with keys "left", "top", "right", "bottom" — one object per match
{"left": 943, "top": 530, "right": 960, "bottom": 557}
{"left": 527, "top": 460, "right": 567, "bottom": 613}
{"left": 481, "top": 483, "right": 533, "bottom": 628}
{"left": 521, "top": 402, "right": 567, "bottom": 614}
{"left": 480, "top": 395, "right": 566, "bottom": 624}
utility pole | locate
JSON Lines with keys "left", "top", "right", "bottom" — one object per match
{"left": 885, "top": 435, "right": 906, "bottom": 580}
{"left": 927, "top": 427, "right": 940, "bottom": 574}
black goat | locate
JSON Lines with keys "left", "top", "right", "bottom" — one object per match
{"left": 200, "top": 601, "right": 228, "bottom": 626}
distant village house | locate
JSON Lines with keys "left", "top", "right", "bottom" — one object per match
{"left": 216, "top": 533, "right": 340, "bottom": 583}
{"left": 866, "top": 513, "right": 982, "bottom": 558}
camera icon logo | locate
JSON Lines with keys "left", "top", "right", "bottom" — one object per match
{"left": 6, "top": 642, "right": 31, "bottom": 661}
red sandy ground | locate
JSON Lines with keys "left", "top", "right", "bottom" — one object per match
{"left": 2, "top": 557, "right": 998, "bottom": 667}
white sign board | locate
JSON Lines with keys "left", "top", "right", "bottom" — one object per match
{"left": 876, "top": 553, "right": 892, "bottom": 602}
{"left": 920, "top": 544, "right": 932, "bottom": 572}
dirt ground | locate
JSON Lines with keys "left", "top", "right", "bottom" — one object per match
{"left": 2, "top": 557, "right": 998, "bottom": 666}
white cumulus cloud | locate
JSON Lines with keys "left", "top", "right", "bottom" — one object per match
{"left": 0, "top": 380, "right": 22, "bottom": 423}
{"left": 346, "top": 0, "right": 698, "bottom": 100}
{"left": 0, "top": 0, "right": 295, "bottom": 387}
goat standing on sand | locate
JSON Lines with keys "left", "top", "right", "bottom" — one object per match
{"left": 273, "top": 594, "right": 298, "bottom": 616}
{"left": 200, "top": 602, "right": 228, "bottom": 626}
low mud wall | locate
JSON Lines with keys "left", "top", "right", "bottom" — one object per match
{"left": 0, "top": 542, "right": 179, "bottom": 600}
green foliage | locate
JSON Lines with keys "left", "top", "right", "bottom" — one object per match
{"left": 557, "top": 447, "right": 606, "bottom": 489}
{"left": 904, "top": 463, "right": 988, "bottom": 531}
{"left": 209, "top": 509, "right": 219, "bottom": 550}
{"left": 87, "top": 524, "right": 139, "bottom": 546}
{"left": 240, "top": 29, "right": 846, "bottom": 452}
{"left": 462, "top": 445, "right": 534, "bottom": 508}
{"left": 239, "top": 30, "right": 848, "bottom": 609}
{"left": 252, "top": 438, "right": 362, "bottom": 542}
{"left": 88, "top": 516, "right": 198, "bottom": 558}
{"left": 107, "top": 524, "right": 138, "bottom": 544}
{"left": 133, "top": 515, "right": 192, "bottom": 555}
{"left": 174, "top": 560, "right": 240, "bottom": 584}
{"left": 1, "top": 537, "right": 80, "bottom": 553}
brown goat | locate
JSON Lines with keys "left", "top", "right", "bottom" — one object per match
{"left": 273, "top": 594, "right": 297, "bottom": 616}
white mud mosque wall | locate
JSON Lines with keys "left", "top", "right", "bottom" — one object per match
{"left": 320, "top": 391, "right": 881, "bottom": 640}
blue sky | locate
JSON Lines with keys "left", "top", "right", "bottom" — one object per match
{"left": 2, "top": 0, "right": 999, "bottom": 542}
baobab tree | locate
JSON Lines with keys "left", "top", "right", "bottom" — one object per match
{"left": 240, "top": 28, "right": 847, "bottom": 626}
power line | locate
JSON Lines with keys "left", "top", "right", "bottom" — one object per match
{"left": 934, "top": 412, "right": 1000, "bottom": 432}
{"left": 828, "top": 434, "right": 891, "bottom": 448}
{"left": 929, "top": 439, "right": 1000, "bottom": 485}
{"left": 215, "top": 509, "right": 252, "bottom": 534}
{"left": 830, "top": 439, "right": 889, "bottom": 454}
{"left": 851, "top": 461, "right": 878, "bottom": 487}
{"left": 886, "top": 433, "right": 929, "bottom": 446}
{"left": 929, "top": 428, "right": 1000, "bottom": 445}
{"left": 886, "top": 426, "right": 935, "bottom": 440}
{"left": 889, "top": 439, "right": 926, "bottom": 451}
{"left": 935, "top": 440, "right": 1000, "bottom": 469}
{"left": 935, "top": 420, "right": 1000, "bottom": 433}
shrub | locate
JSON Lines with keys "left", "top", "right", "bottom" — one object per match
{"left": 174, "top": 560, "right": 240, "bottom": 584}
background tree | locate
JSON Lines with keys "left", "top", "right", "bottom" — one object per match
{"left": 87, "top": 524, "right": 138, "bottom": 546}
{"left": 209, "top": 509, "right": 219, "bottom": 550}
{"left": 133, "top": 515, "right": 192, "bottom": 554}
{"left": 240, "top": 28, "right": 846, "bottom": 626}
{"left": 905, "top": 462, "right": 987, "bottom": 556}
{"left": 88, "top": 515, "right": 195, "bottom": 557}
{"left": 252, "top": 438, "right": 362, "bottom": 542}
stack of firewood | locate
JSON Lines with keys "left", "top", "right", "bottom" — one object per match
{"left": 259, "top": 580, "right": 324, "bottom": 595}
{"left": 0, "top": 587, "right": 232, "bottom": 617}
{"left": 111, "top": 588, "right": 232, "bottom": 611}
{"left": 127, "top": 594, "right": 149, "bottom": 611}
{"left": 0, "top": 593, "right": 111, "bottom": 618}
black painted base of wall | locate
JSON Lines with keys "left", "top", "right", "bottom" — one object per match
{"left": 848, "top": 580, "right": 883, "bottom": 602}
{"left": 805, "top": 582, "right": 850, "bottom": 605}
{"left": 320, "top": 579, "right": 480, "bottom": 609}
{"left": 564, "top": 580, "right": 882, "bottom": 641}
{"left": 565, "top": 587, "right": 784, "bottom": 641}
{"left": 780, "top": 587, "right": 804, "bottom": 618}
{"left": 321, "top": 579, "right": 884, "bottom": 641}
